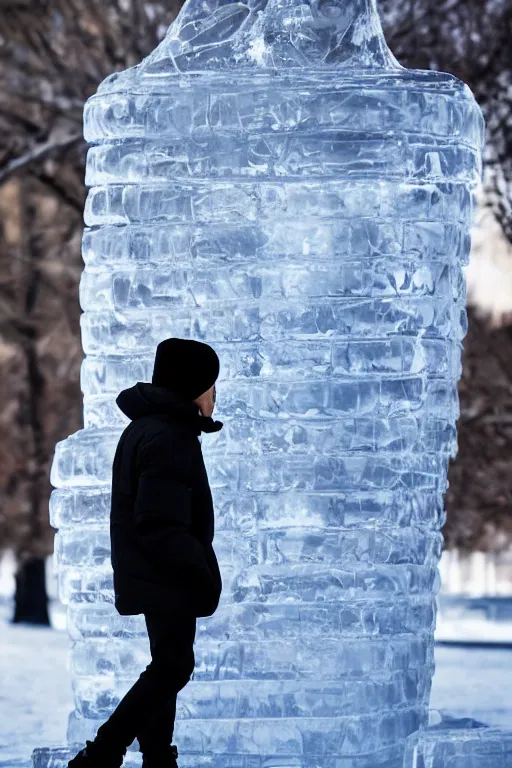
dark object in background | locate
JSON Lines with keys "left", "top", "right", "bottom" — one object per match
{"left": 433, "top": 712, "right": 489, "bottom": 730}
{"left": 12, "top": 555, "right": 50, "bottom": 625}
{"left": 444, "top": 308, "right": 512, "bottom": 552}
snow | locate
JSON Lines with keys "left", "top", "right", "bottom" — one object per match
{"left": 0, "top": 599, "right": 71, "bottom": 768}
{"left": 436, "top": 592, "right": 512, "bottom": 645}
{"left": 0, "top": 594, "right": 511, "bottom": 768}
{"left": 436, "top": 617, "right": 512, "bottom": 645}
{"left": 431, "top": 644, "right": 512, "bottom": 730}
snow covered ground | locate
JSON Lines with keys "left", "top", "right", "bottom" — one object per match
{"left": 1, "top": 597, "right": 512, "bottom": 768}
{"left": 0, "top": 599, "right": 72, "bottom": 768}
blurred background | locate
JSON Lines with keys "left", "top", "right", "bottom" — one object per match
{"left": 0, "top": 0, "right": 511, "bottom": 764}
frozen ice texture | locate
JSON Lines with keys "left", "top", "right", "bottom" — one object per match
{"left": 403, "top": 727, "right": 512, "bottom": 768}
{"left": 33, "top": 1, "right": 485, "bottom": 767}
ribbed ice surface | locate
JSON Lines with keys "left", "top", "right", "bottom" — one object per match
{"left": 32, "top": 1, "right": 485, "bottom": 767}
{"left": 403, "top": 727, "right": 512, "bottom": 768}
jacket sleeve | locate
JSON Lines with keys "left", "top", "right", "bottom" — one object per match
{"left": 133, "top": 430, "right": 214, "bottom": 585}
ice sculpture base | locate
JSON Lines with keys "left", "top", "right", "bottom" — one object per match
{"left": 403, "top": 727, "right": 512, "bottom": 767}
{"left": 66, "top": 711, "right": 140, "bottom": 749}
{"left": 34, "top": 715, "right": 504, "bottom": 768}
{"left": 32, "top": 746, "right": 406, "bottom": 768}
{"left": 31, "top": 746, "right": 143, "bottom": 768}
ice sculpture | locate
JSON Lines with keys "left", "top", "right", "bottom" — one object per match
{"left": 403, "top": 727, "right": 512, "bottom": 768}
{"left": 32, "top": 0, "right": 485, "bottom": 767}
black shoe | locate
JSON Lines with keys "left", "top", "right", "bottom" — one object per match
{"left": 67, "top": 739, "right": 126, "bottom": 768}
{"left": 141, "top": 744, "right": 178, "bottom": 768}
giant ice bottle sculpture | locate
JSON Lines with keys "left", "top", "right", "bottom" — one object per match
{"left": 32, "top": 1, "right": 485, "bottom": 767}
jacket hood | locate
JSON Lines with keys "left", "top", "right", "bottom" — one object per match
{"left": 116, "top": 382, "right": 223, "bottom": 435}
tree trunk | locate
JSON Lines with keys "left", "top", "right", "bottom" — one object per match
{"left": 11, "top": 555, "right": 50, "bottom": 625}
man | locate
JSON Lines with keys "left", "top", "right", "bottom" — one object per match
{"left": 68, "top": 338, "right": 223, "bottom": 768}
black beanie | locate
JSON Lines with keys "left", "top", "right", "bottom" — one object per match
{"left": 151, "top": 338, "right": 220, "bottom": 401}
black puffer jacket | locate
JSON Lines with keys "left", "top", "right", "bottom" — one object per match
{"left": 110, "top": 382, "right": 223, "bottom": 618}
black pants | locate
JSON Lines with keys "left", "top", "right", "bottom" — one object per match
{"left": 95, "top": 612, "right": 197, "bottom": 756}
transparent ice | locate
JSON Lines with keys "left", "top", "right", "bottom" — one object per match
{"left": 403, "top": 727, "right": 512, "bottom": 768}
{"left": 32, "top": 1, "right": 485, "bottom": 767}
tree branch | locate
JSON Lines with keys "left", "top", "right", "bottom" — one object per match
{"left": 0, "top": 0, "right": 33, "bottom": 6}
{"left": 0, "top": 129, "right": 82, "bottom": 186}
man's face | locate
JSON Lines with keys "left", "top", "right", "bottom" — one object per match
{"left": 193, "top": 383, "right": 216, "bottom": 416}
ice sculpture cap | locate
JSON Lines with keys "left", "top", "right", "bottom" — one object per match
{"left": 138, "top": 0, "right": 403, "bottom": 76}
